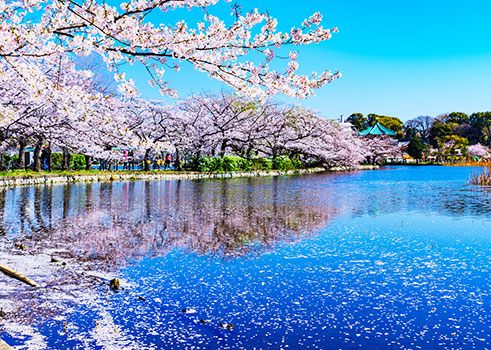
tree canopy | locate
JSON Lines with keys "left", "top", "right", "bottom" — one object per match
{"left": 367, "top": 114, "right": 403, "bottom": 133}
{"left": 347, "top": 113, "right": 368, "bottom": 131}
{"left": 0, "top": 0, "right": 341, "bottom": 99}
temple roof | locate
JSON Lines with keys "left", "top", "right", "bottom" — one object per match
{"left": 359, "top": 122, "right": 397, "bottom": 136}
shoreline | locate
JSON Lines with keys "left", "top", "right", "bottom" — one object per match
{"left": 0, "top": 339, "right": 12, "bottom": 350}
{"left": 0, "top": 165, "right": 379, "bottom": 188}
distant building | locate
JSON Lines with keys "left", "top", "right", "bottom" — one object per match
{"left": 358, "top": 122, "right": 397, "bottom": 136}
{"left": 338, "top": 114, "right": 354, "bottom": 130}
{"left": 6, "top": 147, "right": 35, "bottom": 168}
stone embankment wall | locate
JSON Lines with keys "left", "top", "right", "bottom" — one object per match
{"left": 0, "top": 166, "right": 378, "bottom": 188}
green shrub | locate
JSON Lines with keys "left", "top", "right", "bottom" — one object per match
{"left": 4, "top": 154, "right": 18, "bottom": 166}
{"left": 251, "top": 157, "right": 272, "bottom": 170}
{"left": 237, "top": 157, "right": 253, "bottom": 171}
{"left": 222, "top": 156, "right": 235, "bottom": 172}
{"left": 4, "top": 154, "right": 15, "bottom": 162}
{"left": 52, "top": 152, "right": 63, "bottom": 170}
{"left": 272, "top": 155, "right": 302, "bottom": 171}
{"left": 195, "top": 156, "right": 218, "bottom": 172}
{"left": 51, "top": 152, "right": 86, "bottom": 170}
{"left": 223, "top": 156, "right": 252, "bottom": 171}
{"left": 71, "top": 154, "right": 86, "bottom": 170}
{"left": 194, "top": 155, "right": 253, "bottom": 172}
{"left": 192, "top": 155, "right": 301, "bottom": 172}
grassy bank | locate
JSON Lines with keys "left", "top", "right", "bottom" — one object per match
{"left": 0, "top": 167, "right": 330, "bottom": 188}
{"left": 2, "top": 155, "right": 306, "bottom": 176}
{"left": 0, "top": 169, "right": 186, "bottom": 177}
{"left": 444, "top": 161, "right": 491, "bottom": 167}
{"left": 383, "top": 161, "right": 440, "bottom": 166}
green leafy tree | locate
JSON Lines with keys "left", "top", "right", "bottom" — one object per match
{"left": 440, "top": 135, "right": 469, "bottom": 155}
{"left": 367, "top": 114, "right": 403, "bottom": 133}
{"left": 404, "top": 126, "right": 418, "bottom": 139}
{"left": 454, "top": 123, "right": 479, "bottom": 145}
{"left": 406, "top": 137, "right": 425, "bottom": 159}
{"left": 470, "top": 112, "right": 491, "bottom": 146}
{"left": 429, "top": 118, "right": 455, "bottom": 147}
{"left": 445, "top": 112, "right": 469, "bottom": 124}
{"left": 346, "top": 113, "right": 368, "bottom": 131}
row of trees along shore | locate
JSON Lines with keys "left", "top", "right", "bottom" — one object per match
{"left": 347, "top": 112, "right": 491, "bottom": 160}
{"left": 0, "top": 0, "right": 401, "bottom": 173}
{"left": 1, "top": 76, "right": 399, "bottom": 172}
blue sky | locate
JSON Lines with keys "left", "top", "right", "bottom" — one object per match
{"left": 123, "top": 0, "right": 491, "bottom": 121}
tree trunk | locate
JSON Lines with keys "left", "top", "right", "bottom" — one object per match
{"left": 175, "top": 147, "right": 182, "bottom": 171}
{"left": 33, "top": 140, "right": 42, "bottom": 172}
{"left": 0, "top": 151, "right": 6, "bottom": 172}
{"left": 62, "top": 147, "right": 71, "bottom": 171}
{"left": 144, "top": 149, "right": 150, "bottom": 171}
{"left": 47, "top": 145, "right": 52, "bottom": 172}
{"left": 17, "top": 138, "right": 26, "bottom": 170}
{"left": 246, "top": 144, "right": 254, "bottom": 160}
{"left": 85, "top": 155, "right": 92, "bottom": 171}
{"left": 219, "top": 140, "right": 227, "bottom": 157}
{"left": 193, "top": 150, "right": 201, "bottom": 171}
{"left": 272, "top": 148, "right": 278, "bottom": 169}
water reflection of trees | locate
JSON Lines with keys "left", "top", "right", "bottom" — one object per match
{"left": 2, "top": 173, "right": 488, "bottom": 271}
{"left": 0, "top": 178, "right": 337, "bottom": 270}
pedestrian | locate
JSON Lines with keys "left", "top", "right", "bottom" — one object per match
{"left": 165, "top": 153, "right": 171, "bottom": 169}
{"left": 41, "top": 148, "right": 49, "bottom": 171}
{"left": 122, "top": 150, "right": 128, "bottom": 170}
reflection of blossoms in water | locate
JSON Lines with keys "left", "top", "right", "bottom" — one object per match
{"left": 0, "top": 177, "right": 338, "bottom": 347}
{"left": 20, "top": 185, "right": 337, "bottom": 271}
{"left": 0, "top": 177, "right": 339, "bottom": 286}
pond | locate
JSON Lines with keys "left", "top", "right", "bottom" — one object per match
{"left": 0, "top": 166, "right": 489, "bottom": 349}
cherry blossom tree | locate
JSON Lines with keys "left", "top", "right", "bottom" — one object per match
{"left": 171, "top": 94, "right": 366, "bottom": 169}
{"left": 0, "top": 55, "right": 130, "bottom": 171}
{"left": 1, "top": 0, "right": 349, "bottom": 172}
{"left": 468, "top": 143, "right": 490, "bottom": 159}
{"left": 359, "top": 135, "right": 401, "bottom": 164}
{"left": 177, "top": 93, "right": 266, "bottom": 159}
{"left": 247, "top": 104, "right": 363, "bottom": 168}
{"left": 123, "top": 98, "right": 177, "bottom": 170}
{"left": 1, "top": 0, "right": 340, "bottom": 99}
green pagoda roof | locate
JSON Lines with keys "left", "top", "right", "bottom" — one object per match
{"left": 359, "top": 121, "right": 397, "bottom": 136}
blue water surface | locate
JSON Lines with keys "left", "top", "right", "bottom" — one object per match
{"left": 0, "top": 166, "right": 489, "bottom": 349}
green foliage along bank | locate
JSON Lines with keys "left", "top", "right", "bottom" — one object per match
{"left": 190, "top": 155, "right": 302, "bottom": 173}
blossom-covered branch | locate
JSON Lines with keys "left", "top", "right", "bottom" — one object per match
{"left": 1, "top": 0, "right": 340, "bottom": 98}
